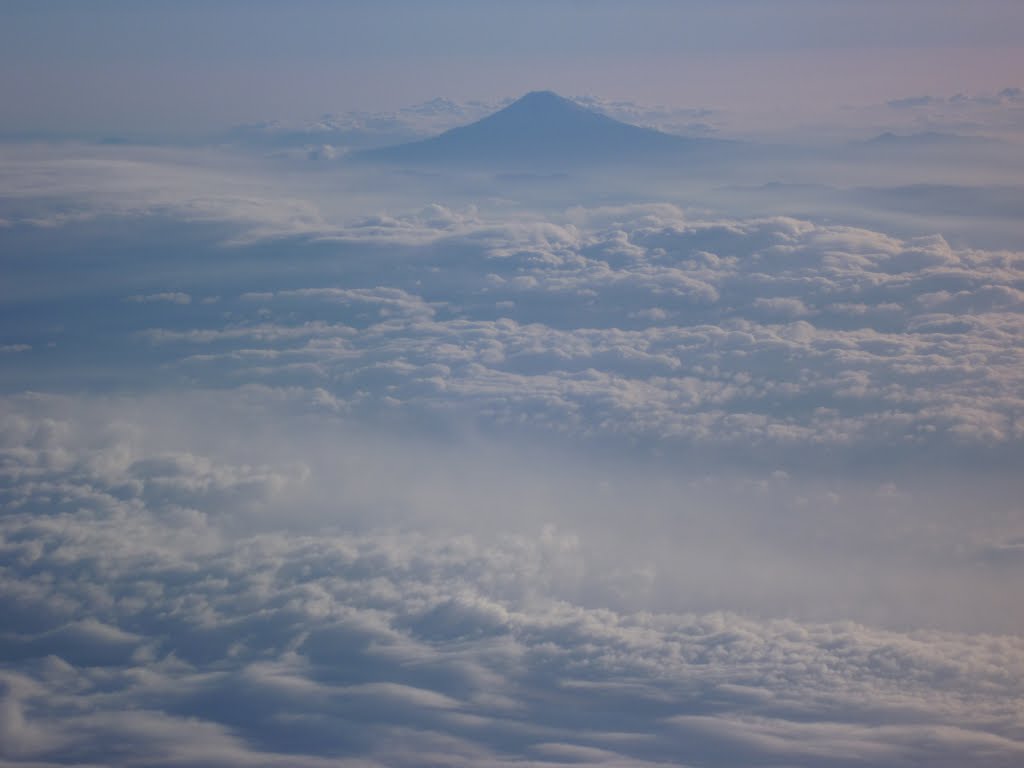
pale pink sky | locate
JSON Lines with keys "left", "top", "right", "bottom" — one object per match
{"left": 1, "top": 1, "right": 1021, "bottom": 138}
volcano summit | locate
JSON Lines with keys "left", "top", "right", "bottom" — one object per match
{"left": 354, "top": 91, "right": 726, "bottom": 168}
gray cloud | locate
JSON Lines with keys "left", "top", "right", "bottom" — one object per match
{"left": 871, "top": 86, "right": 1024, "bottom": 142}
{"left": 127, "top": 292, "right": 192, "bottom": 305}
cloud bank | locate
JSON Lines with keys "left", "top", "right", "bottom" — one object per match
{"left": 120, "top": 203, "right": 1024, "bottom": 464}
{"left": 2, "top": 115, "right": 1024, "bottom": 765}
{"left": 2, "top": 393, "right": 1024, "bottom": 766}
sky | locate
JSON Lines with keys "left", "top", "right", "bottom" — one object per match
{"left": 2, "top": 2, "right": 1024, "bottom": 767}
{"left": 3, "top": 0, "right": 1024, "bottom": 137}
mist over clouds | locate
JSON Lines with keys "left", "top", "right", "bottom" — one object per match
{"left": 2, "top": 2, "right": 1024, "bottom": 765}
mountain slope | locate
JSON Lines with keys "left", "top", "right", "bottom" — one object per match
{"left": 353, "top": 91, "right": 725, "bottom": 168}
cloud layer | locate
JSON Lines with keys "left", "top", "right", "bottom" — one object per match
{"left": 2, "top": 395, "right": 1024, "bottom": 766}
{"left": 2, "top": 128, "right": 1024, "bottom": 765}
{"left": 118, "top": 203, "right": 1024, "bottom": 464}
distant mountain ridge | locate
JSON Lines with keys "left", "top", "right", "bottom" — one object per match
{"left": 861, "top": 131, "right": 998, "bottom": 147}
{"left": 352, "top": 91, "right": 728, "bottom": 168}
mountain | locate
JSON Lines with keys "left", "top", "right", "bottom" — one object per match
{"left": 352, "top": 91, "right": 727, "bottom": 168}
{"left": 861, "top": 131, "right": 997, "bottom": 148}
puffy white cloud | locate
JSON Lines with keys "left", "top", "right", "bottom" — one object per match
{"left": 122, "top": 204, "right": 1024, "bottom": 461}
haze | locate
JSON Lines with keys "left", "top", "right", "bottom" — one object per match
{"left": 2, "top": 2, "right": 1024, "bottom": 766}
